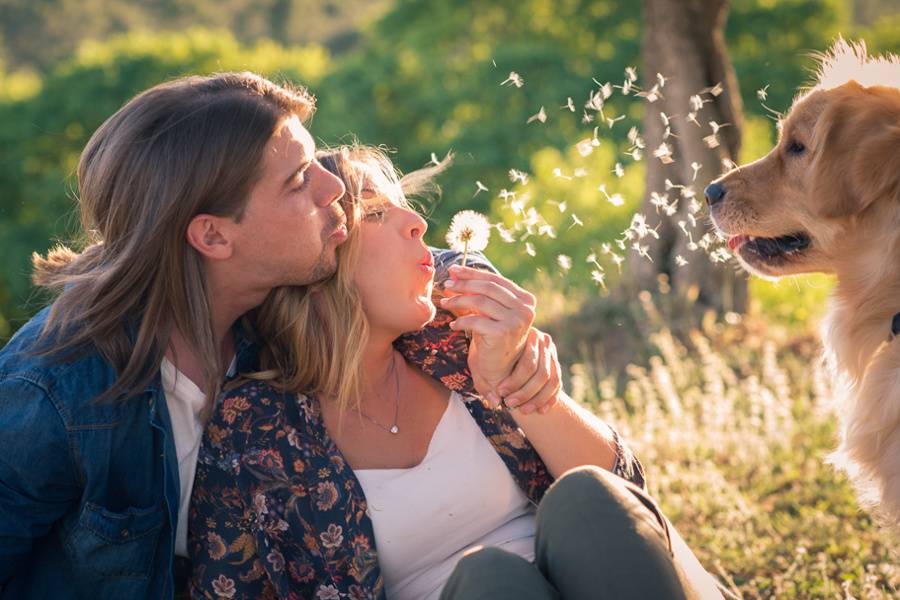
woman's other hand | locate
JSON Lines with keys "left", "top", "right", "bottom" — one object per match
{"left": 497, "top": 328, "right": 561, "bottom": 414}
{"left": 439, "top": 265, "right": 559, "bottom": 412}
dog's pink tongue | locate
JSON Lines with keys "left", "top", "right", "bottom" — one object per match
{"left": 728, "top": 235, "right": 749, "bottom": 251}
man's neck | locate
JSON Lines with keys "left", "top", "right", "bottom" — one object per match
{"left": 164, "top": 274, "right": 262, "bottom": 391}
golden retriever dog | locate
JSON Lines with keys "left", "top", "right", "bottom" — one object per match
{"left": 706, "top": 39, "right": 900, "bottom": 528}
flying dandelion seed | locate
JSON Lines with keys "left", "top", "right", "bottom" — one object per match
{"left": 691, "top": 162, "right": 702, "bottom": 180}
{"left": 591, "top": 269, "right": 607, "bottom": 290}
{"left": 599, "top": 82, "right": 613, "bottom": 99}
{"left": 585, "top": 90, "right": 604, "bottom": 111}
{"left": 557, "top": 254, "right": 572, "bottom": 271}
{"left": 430, "top": 152, "right": 440, "bottom": 166}
{"left": 598, "top": 184, "right": 625, "bottom": 207}
{"left": 446, "top": 210, "right": 491, "bottom": 267}
{"left": 600, "top": 243, "right": 612, "bottom": 255}
{"left": 586, "top": 252, "right": 597, "bottom": 263}
{"left": 473, "top": 181, "right": 489, "bottom": 197}
{"left": 702, "top": 82, "right": 724, "bottom": 96}
{"left": 509, "top": 198, "right": 526, "bottom": 215}
{"left": 495, "top": 223, "right": 516, "bottom": 243}
{"left": 653, "top": 143, "right": 674, "bottom": 164}
{"left": 722, "top": 158, "right": 737, "bottom": 171}
{"left": 614, "top": 163, "right": 625, "bottom": 178}
{"left": 508, "top": 169, "right": 529, "bottom": 185}
{"left": 569, "top": 213, "right": 584, "bottom": 229}
{"left": 573, "top": 168, "right": 588, "bottom": 178}
{"left": 625, "top": 66, "right": 638, "bottom": 81}
{"left": 689, "top": 94, "right": 705, "bottom": 112}
{"left": 757, "top": 85, "right": 770, "bottom": 101}
{"left": 606, "top": 115, "right": 626, "bottom": 128}
{"left": 632, "top": 242, "right": 653, "bottom": 261}
{"left": 549, "top": 199, "right": 567, "bottom": 213}
{"left": 552, "top": 168, "right": 572, "bottom": 180}
{"left": 656, "top": 72, "right": 669, "bottom": 88}
{"left": 709, "top": 121, "right": 727, "bottom": 135}
{"left": 538, "top": 223, "right": 557, "bottom": 238}
{"left": 525, "top": 241, "right": 536, "bottom": 257}
{"left": 675, "top": 255, "right": 688, "bottom": 267}
{"left": 581, "top": 111, "right": 593, "bottom": 124}
{"left": 638, "top": 85, "right": 661, "bottom": 102}
{"left": 576, "top": 138, "right": 595, "bottom": 157}
{"left": 562, "top": 97, "right": 576, "bottom": 112}
{"left": 527, "top": 106, "right": 547, "bottom": 124}
{"left": 703, "top": 134, "right": 720, "bottom": 148}
{"left": 611, "top": 253, "right": 624, "bottom": 271}
{"left": 501, "top": 71, "right": 524, "bottom": 88}
{"left": 630, "top": 148, "right": 643, "bottom": 161}
{"left": 660, "top": 112, "right": 671, "bottom": 126}
{"left": 620, "top": 79, "right": 633, "bottom": 96}
{"left": 627, "top": 127, "right": 644, "bottom": 148}
{"left": 686, "top": 112, "right": 700, "bottom": 127}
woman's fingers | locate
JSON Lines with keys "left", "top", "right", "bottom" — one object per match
{"left": 441, "top": 279, "right": 520, "bottom": 309}
{"left": 449, "top": 314, "right": 505, "bottom": 337}
{"left": 439, "top": 294, "right": 519, "bottom": 322}
{"left": 447, "top": 265, "right": 535, "bottom": 306}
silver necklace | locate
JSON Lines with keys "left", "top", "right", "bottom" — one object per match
{"left": 354, "top": 353, "right": 401, "bottom": 435}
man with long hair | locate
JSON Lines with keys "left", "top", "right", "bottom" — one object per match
{"left": 0, "top": 72, "right": 554, "bottom": 599}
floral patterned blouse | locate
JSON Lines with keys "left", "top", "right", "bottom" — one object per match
{"left": 189, "top": 260, "right": 644, "bottom": 600}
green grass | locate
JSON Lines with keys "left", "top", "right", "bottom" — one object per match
{"left": 566, "top": 297, "right": 898, "bottom": 598}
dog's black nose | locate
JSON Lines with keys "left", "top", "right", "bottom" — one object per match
{"left": 704, "top": 182, "right": 726, "bottom": 206}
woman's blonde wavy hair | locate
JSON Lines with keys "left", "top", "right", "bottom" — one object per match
{"left": 249, "top": 144, "right": 449, "bottom": 412}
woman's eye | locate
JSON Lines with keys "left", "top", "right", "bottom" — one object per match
{"left": 364, "top": 207, "right": 386, "bottom": 221}
{"left": 786, "top": 140, "right": 806, "bottom": 156}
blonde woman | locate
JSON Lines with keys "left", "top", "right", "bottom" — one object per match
{"left": 189, "top": 146, "right": 722, "bottom": 599}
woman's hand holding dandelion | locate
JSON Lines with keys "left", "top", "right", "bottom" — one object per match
{"left": 440, "top": 265, "right": 559, "bottom": 414}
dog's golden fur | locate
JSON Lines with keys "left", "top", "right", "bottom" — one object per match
{"left": 709, "top": 39, "right": 900, "bottom": 527}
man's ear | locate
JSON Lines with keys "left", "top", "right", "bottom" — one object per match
{"left": 811, "top": 86, "right": 900, "bottom": 219}
{"left": 186, "top": 214, "right": 234, "bottom": 260}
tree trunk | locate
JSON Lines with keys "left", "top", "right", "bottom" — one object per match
{"left": 630, "top": 0, "right": 747, "bottom": 313}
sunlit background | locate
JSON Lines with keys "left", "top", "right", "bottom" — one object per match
{"left": 0, "top": 0, "right": 898, "bottom": 595}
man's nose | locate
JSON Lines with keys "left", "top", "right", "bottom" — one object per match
{"left": 316, "top": 166, "right": 346, "bottom": 207}
{"left": 704, "top": 182, "right": 727, "bottom": 207}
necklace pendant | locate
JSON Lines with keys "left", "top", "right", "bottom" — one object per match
{"left": 389, "top": 425, "right": 399, "bottom": 434}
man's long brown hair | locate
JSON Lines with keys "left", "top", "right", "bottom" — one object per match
{"left": 32, "top": 72, "right": 315, "bottom": 405}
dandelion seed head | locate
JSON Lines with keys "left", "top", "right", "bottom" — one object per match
{"left": 446, "top": 210, "right": 492, "bottom": 254}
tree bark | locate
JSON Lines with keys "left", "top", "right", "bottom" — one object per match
{"left": 630, "top": 0, "right": 747, "bottom": 313}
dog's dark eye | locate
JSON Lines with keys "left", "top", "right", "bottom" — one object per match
{"left": 786, "top": 140, "right": 806, "bottom": 156}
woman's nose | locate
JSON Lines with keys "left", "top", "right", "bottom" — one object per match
{"left": 406, "top": 210, "right": 428, "bottom": 239}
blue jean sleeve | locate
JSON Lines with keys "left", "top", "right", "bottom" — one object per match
{"left": 0, "top": 378, "right": 79, "bottom": 584}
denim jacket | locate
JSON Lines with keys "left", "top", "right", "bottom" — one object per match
{"left": 0, "top": 306, "right": 260, "bottom": 599}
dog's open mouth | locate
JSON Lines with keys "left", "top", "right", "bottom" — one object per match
{"left": 728, "top": 232, "right": 811, "bottom": 261}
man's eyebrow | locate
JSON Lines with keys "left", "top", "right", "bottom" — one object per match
{"left": 283, "top": 158, "right": 312, "bottom": 189}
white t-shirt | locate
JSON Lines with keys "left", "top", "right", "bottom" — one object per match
{"left": 354, "top": 392, "right": 537, "bottom": 600}
{"left": 160, "top": 356, "right": 236, "bottom": 558}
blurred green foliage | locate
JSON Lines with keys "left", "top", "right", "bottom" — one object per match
{"left": 0, "top": 0, "right": 897, "bottom": 340}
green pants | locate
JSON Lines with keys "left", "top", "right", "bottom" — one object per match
{"left": 440, "top": 466, "right": 723, "bottom": 600}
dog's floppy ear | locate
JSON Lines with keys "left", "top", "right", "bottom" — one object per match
{"left": 811, "top": 85, "right": 900, "bottom": 219}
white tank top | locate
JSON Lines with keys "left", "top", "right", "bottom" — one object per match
{"left": 354, "top": 392, "right": 537, "bottom": 600}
